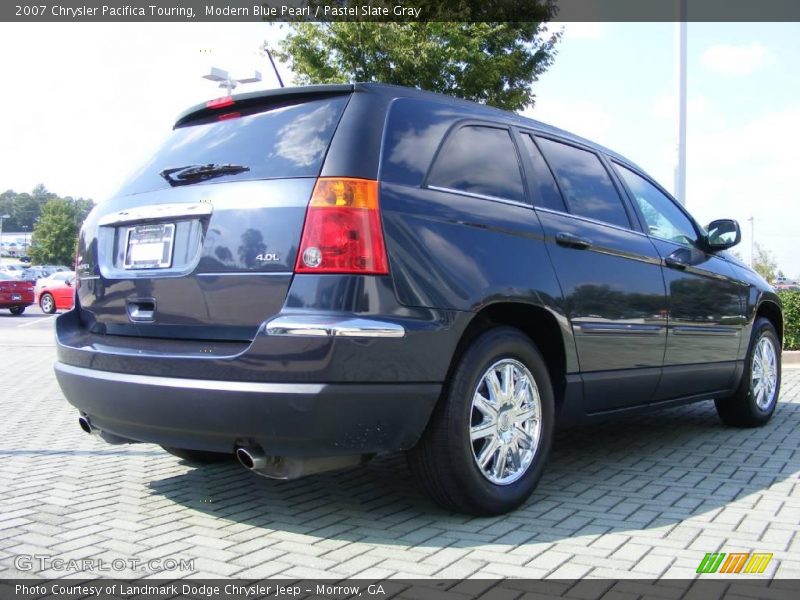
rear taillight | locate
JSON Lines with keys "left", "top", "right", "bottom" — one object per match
{"left": 295, "top": 178, "right": 389, "bottom": 275}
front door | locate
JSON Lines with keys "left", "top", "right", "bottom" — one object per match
{"left": 612, "top": 162, "right": 745, "bottom": 400}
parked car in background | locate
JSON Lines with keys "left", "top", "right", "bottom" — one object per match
{"left": 42, "top": 264, "right": 71, "bottom": 274}
{"left": 0, "top": 271, "right": 34, "bottom": 315}
{"left": 0, "top": 264, "right": 26, "bottom": 279}
{"left": 19, "top": 266, "right": 50, "bottom": 282}
{"left": 54, "top": 84, "right": 784, "bottom": 515}
{"left": 35, "top": 271, "right": 76, "bottom": 314}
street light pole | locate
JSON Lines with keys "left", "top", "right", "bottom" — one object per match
{"left": 674, "top": 0, "right": 688, "bottom": 205}
{"left": 203, "top": 67, "right": 262, "bottom": 96}
{"left": 748, "top": 216, "right": 755, "bottom": 267}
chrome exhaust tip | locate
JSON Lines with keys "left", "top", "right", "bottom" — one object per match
{"left": 235, "top": 446, "right": 267, "bottom": 471}
{"left": 78, "top": 416, "right": 93, "bottom": 434}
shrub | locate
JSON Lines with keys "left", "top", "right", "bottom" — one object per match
{"left": 777, "top": 290, "right": 800, "bottom": 350}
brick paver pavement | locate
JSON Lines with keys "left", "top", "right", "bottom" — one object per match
{"left": 1, "top": 335, "right": 798, "bottom": 579}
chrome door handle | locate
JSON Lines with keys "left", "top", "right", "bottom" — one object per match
{"left": 556, "top": 232, "right": 592, "bottom": 249}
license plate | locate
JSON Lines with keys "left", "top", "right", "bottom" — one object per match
{"left": 11, "top": 294, "right": 21, "bottom": 301}
{"left": 124, "top": 223, "right": 175, "bottom": 269}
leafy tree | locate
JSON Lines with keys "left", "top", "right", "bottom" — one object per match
{"left": 0, "top": 185, "right": 93, "bottom": 234}
{"left": 29, "top": 199, "right": 80, "bottom": 265}
{"left": 272, "top": 3, "right": 560, "bottom": 111}
{"left": 752, "top": 242, "right": 778, "bottom": 283}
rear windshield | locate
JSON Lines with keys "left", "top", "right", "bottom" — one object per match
{"left": 117, "top": 95, "right": 349, "bottom": 196}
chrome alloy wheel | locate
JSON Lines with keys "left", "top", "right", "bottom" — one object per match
{"left": 752, "top": 335, "right": 778, "bottom": 410}
{"left": 40, "top": 294, "right": 54, "bottom": 313}
{"left": 470, "top": 358, "right": 542, "bottom": 485}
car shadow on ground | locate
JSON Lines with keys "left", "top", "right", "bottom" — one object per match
{"left": 146, "top": 398, "right": 799, "bottom": 547}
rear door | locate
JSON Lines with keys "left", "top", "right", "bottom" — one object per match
{"left": 519, "top": 134, "right": 668, "bottom": 412}
{"left": 76, "top": 92, "right": 351, "bottom": 341}
{"left": 612, "top": 162, "right": 745, "bottom": 399}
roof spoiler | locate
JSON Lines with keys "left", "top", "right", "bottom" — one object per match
{"left": 173, "top": 84, "right": 355, "bottom": 128}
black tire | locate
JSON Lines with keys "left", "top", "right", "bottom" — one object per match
{"left": 161, "top": 446, "right": 233, "bottom": 464}
{"left": 715, "top": 317, "right": 781, "bottom": 427}
{"left": 40, "top": 293, "right": 56, "bottom": 314}
{"left": 408, "top": 326, "right": 555, "bottom": 516}
{"left": 9, "top": 306, "right": 25, "bottom": 315}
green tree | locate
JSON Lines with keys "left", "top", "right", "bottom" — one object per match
{"left": 273, "top": 5, "right": 560, "bottom": 111}
{"left": 0, "top": 185, "right": 92, "bottom": 234}
{"left": 29, "top": 199, "right": 80, "bottom": 265}
{"left": 752, "top": 242, "right": 778, "bottom": 283}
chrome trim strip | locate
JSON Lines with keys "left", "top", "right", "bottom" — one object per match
{"left": 265, "top": 315, "right": 406, "bottom": 338}
{"left": 197, "top": 272, "right": 292, "bottom": 277}
{"left": 98, "top": 203, "right": 213, "bottom": 227}
{"left": 672, "top": 326, "right": 739, "bottom": 336}
{"left": 575, "top": 323, "right": 663, "bottom": 335}
{"left": 426, "top": 185, "right": 532, "bottom": 209}
{"left": 55, "top": 362, "right": 324, "bottom": 394}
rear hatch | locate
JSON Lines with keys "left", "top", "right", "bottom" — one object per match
{"left": 75, "top": 87, "right": 352, "bottom": 341}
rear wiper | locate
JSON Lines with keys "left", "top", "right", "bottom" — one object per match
{"left": 159, "top": 163, "right": 250, "bottom": 186}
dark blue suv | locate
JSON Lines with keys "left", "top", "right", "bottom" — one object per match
{"left": 55, "top": 84, "right": 783, "bottom": 515}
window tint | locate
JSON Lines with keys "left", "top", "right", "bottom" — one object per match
{"left": 536, "top": 138, "right": 630, "bottom": 229}
{"left": 427, "top": 126, "right": 524, "bottom": 202}
{"left": 520, "top": 134, "right": 566, "bottom": 211}
{"left": 117, "top": 96, "right": 349, "bottom": 196}
{"left": 614, "top": 163, "right": 697, "bottom": 246}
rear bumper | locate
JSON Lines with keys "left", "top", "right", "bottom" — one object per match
{"left": 55, "top": 361, "right": 441, "bottom": 455}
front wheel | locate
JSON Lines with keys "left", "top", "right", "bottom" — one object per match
{"left": 9, "top": 306, "right": 25, "bottom": 315}
{"left": 40, "top": 293, "right": 56, "bottom": 314}
{"left": 408, "top": 327, "right": 555, "bottom": 516}
{"left": 715, "top": 317, "right": 781, "bottom": 427}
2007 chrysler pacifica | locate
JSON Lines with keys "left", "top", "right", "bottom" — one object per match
{"left": 56, "top": 84, "right": 783, "bottom": 515}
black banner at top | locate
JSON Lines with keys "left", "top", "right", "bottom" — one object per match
{"left": 3, "top": 0, "right": 800, "bottom": 22}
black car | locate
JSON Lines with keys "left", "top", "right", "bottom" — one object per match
{"left": 55, "top": 84, "right": 783, "bottom": 515}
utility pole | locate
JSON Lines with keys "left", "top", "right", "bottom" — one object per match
{"left": 748, "top": 216, "right": 755, "bottom": 267}
{"left": 674, "top": 0, "right": 688, "bottom": 205}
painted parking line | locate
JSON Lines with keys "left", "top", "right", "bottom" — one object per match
{"left": 17, "top": 314, "right": 56, "bottom": 328}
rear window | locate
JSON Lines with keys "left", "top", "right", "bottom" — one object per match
{"left": 117, "top": 96, "right": 349, "bottom": 196}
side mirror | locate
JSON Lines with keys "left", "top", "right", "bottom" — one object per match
{"left": 705, "top": 219, "right": 741, "bottom": 251}
{"left": 66, "top": 278, "right": 73, "bottom": 287}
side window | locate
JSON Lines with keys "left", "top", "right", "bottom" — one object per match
{"left": 614, "top": 163, "right": 697, "bottom": 247}
{"left": 519, "top": 134, "right": 566, "bottom": 212}
{"left": 536, "top": 137, "right": 631, "bottom": 229}
{"left": 427, "top": 125, "right": 525, "bottom": 203}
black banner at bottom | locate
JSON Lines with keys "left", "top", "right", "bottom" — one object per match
{"left": 2, "top": 579, "right": 800, "bottom": 600}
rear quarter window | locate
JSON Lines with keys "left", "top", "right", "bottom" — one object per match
{"left": 117, "top": 96, "right": 350, "bottom": 196}
{"left": 427, "top": 125, "right": 525, "bottom": 203}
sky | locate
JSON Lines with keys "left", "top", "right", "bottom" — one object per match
{"left": 0, "top": 21, "right": 798, "bottom": 277}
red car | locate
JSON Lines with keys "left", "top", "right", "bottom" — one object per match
{"left": 35, "top": 271, "right": 76, "bottom": 314}
{"left": 0, "top": 271, "right": 34, "bottom": 315}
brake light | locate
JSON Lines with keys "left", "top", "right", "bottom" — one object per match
{"left": 295, "top": 178, "right": 389, "bottom": 275}
{"left": 206, "top": 96, "right": 235, "bottom": 109}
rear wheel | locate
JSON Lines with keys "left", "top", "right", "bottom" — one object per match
{"left": 40, "top": 293, "right": 56, "bottom": 314}
{"left": 9, "top": 306, "right": 25, "bottom": 315}
{"left": 408, "top": 327, "right": 555, "bottom": 516}
{"left": 161, "top": 446, "right": 233, "bottom": 464}
{"left": 715, "top": 317, "right": 781, "bottom": 427}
